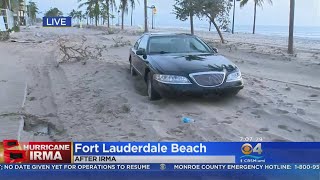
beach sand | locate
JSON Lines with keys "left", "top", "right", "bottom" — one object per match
{"left": 0, "top": 25, "right": 319, "bottom": 142}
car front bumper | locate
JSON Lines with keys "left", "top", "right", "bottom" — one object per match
{"left": 153, "top": 80, "right": 244, "bottom": 97}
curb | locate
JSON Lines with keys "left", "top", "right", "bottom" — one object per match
{"left": 17, "top": 82, "right": 27, "bottom": 141}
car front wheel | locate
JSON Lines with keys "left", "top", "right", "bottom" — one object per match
{"left": 147, "top": 73, "right": 161, "bottom": 101}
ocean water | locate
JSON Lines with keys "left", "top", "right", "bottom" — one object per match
{"left": 157, "top": 22, "right": 320, "bottom": 40}
{"left": 228, "top": 25, "right": 320, "bottom": 40}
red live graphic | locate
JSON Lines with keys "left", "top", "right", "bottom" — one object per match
{"left": 0, "top": 140, "right": 72, "bottom": 163}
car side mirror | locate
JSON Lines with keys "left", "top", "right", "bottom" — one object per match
{"left": 136, "top": 49, "right": 147, "bottom": 59}
{"left": 136, "top": 49, "right": 146, "bottom": 56}
{"left": 212, "top": 47, "right": 218, "bottom": 53}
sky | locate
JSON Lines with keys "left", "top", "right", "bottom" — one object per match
{"left": 29, "top": 0, "right": 320, "bottom": 28}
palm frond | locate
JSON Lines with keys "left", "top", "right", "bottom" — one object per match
{"left": 240, "top": 0, "right": 249, "bottom": 8}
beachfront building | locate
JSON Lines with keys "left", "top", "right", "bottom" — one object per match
{"left": 0, "top": 0, "right": 27, "bottom": 31}
{"left": 17, "top": 0, "right": 27, "bottom": 26}
{"left": 0, "top": 9, "right": 15, "bottom": 31}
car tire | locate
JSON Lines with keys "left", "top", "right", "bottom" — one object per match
{"left": 130, "top": 62, "right": 137, "bottom": 76}
{"left": 147, "top": 73, "right": 161, "bottom": 101}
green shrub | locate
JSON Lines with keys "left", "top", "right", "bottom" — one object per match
{"left": 12, "top": 26, "right": 20, "bottom": 32}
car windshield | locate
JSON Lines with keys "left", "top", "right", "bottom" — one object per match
{"left": 148, "top": 36, "right": 212, "bottom": 54}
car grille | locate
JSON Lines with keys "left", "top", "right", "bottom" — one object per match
{"left": 190, "top": 72, "right": 225, "bottom": 87}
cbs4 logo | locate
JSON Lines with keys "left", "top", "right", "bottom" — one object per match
{"left": 241, "top": 143, "right": 263, "bottom": 155}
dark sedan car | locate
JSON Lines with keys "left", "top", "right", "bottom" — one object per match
{"left": 129, "top": 33, "right": 244, "bottom": 100}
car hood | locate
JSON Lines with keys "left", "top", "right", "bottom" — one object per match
{"left": 149, "top": 53, "right": 238, "bottom": 75}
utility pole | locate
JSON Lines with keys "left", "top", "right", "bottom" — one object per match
{"left": 151, "top": 9, "right": 154, "bottom": 29}
{"left": 149, "top": 5, "right": 156, "bottom": 29}
{"left": 144, "top": 0, "right": 148, "bottom": 32}
{"left": 288, "top": 0, "right": 295, "bottom": 54}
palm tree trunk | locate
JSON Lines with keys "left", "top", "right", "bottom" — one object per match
{"left": 131, "top": 8, "right": 133, "bottom": 26}
{"left": 189, "top": 12, "right": 194, "bottom": 35}
{"left": 253, "top": 1, "right": 257, "bottom": 34}
{"left": 212, "top": 19, "right": 225, "bottom": 43}
{"left": 3, "top": 1, "right": 8, "bottom": 9}
{"left": 121, "top": 10, "right": 124, "bottom": 30}
{"left": 288, "top": 0, "right": 295, "bottom": 54}
{"left": 106, "top": 1, "right": 110, "bottom": 28}
{"left": 144, "top": 0, "right": 148, "bottom": 32}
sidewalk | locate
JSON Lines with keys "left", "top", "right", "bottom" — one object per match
{"left": 0, "top": 44, "right": 26, "bottom": 140}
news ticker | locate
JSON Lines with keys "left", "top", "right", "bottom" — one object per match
{"left": 1, "top": 164, "right": 320, "bottom": 171}
{"left": 1, "top": 141, "right": 320, "bottom": 164}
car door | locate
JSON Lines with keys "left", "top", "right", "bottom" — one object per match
{"left": 131, "top": 37, "right": 142, "bottom": 74}
{"left": 135, "top": 35, "right": 149, "bottom": 75}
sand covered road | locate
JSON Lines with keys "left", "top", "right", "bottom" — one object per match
{"left": 0, "top": 26, "right": 319, "bottom": 142}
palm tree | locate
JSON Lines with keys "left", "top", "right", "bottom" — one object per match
{"left": 129, "top": 0, "right": 139, "bottom": 26}
{"left": 100, "top": 3, "right": 111, "bottom": 25}
{"left": 105, "top": 0, "right": 116, "bottom": 27}
{"left": 45, "top": 7, "right": 63, "bottom": 17}
{"left": 119, "top": 0, "right": 129, "bottom": 30}
{"left": 240, "top": 0, "right": 272, "bottom": 34}
{"left": 69, "top": 9, "right": 77, "bottom": 23}
{"left": 0, "top": 0, "right": 15, "bottom": 10}
{"left": 75, "top": 11, "right": 85, "bottom": 24}
{"left": 79, "top": 0, "right": 103, "bottom": 26}
{"left": 84, "top": 9, "right": 90, "bottom": 25}
{"left": 110, "top": 14, "right": 115, "bottom": 26}
{"left": 288, "top": 0, "right": 295, "bottom": 54}
{"left": 27, "top": 1, "right": 38, "bottom": 25}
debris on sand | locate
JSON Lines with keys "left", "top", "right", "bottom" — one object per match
{"left": 9, "top": 39, "right": 42, "bottom": 44}
{"left": 110, "top": 36, "right": 132, "bottom": 48}
{"left": 182, "top": 117, "right": 195, "bottom": 123}
{"left": 309, "top": 94, "right": 318, "bottom": 98}
{"left": 0, "top": 31, "right": 10, "bottom": 41}
{"left": 285, "top": 85, "right": 291, "bottom": 91}
{"left": 57, "top": 36, "right": 107, "bottom": 64}
{"left": 296, "top": 108, "right": 306, "bottom": 115}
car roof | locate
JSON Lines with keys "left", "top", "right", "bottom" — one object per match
{"left": 143, "top": 32, "right": 195, "bottom": 37}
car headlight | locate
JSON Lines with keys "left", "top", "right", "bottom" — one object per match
{"left": 226, "top": 70, "right": 242, "bottom": 82}
{"left": 154, "top": 74, "right": 192, "bottom": 84}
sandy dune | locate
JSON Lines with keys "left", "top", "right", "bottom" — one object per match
{"left": 0, "top": 26, "right": 319, "bottom": 142}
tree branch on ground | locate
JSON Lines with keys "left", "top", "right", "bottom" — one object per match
{"left": 110, "top": 36, "right": 132, "bottom": 47}
{"left": 57, "top": 36, "right": 107, "bottom": 65}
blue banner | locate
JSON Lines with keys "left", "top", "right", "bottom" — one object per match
{"left": 73, "top": 142, "right": 320, "bottom": 163}
{"left": 43, "top": 17, "right": 72, "bottom": 27}
{"left": 1, "top": 164, "right": 320, "bottom": 180}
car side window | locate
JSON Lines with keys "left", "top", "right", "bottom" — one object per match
{"left": 189, "top": 38, "right": 210, "bottom": 52}
{"left": 134, "top": 38, "right": 141, "bottom": 50}
{"left": 138, "top": 36, "right": 149, "bottom": 50}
